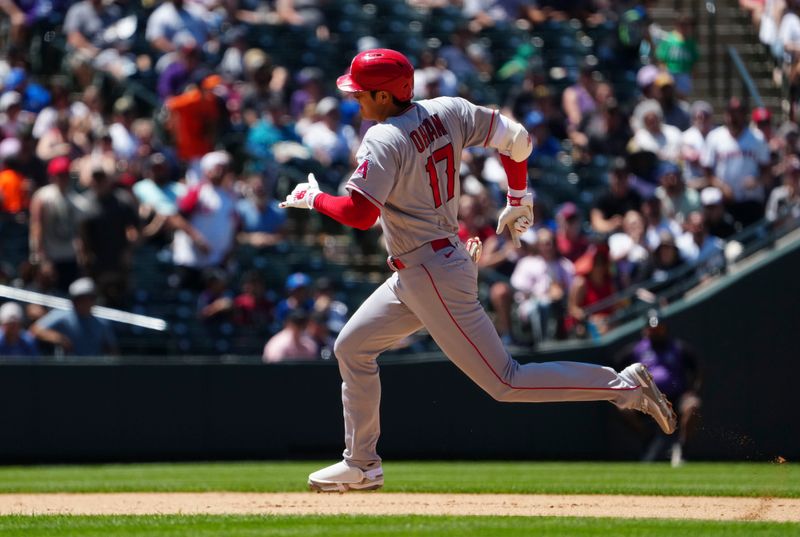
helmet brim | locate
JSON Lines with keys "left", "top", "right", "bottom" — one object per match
{"left": 336, "top": 74, "right": 363, "bottom": 93}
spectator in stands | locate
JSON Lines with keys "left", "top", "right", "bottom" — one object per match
{"left": 641, "top": 194, "right": 683, "bottom": 250}
{"left": 766, "top": 154, "right": 800, "bottom": 227}
{"left": 778, "top": 0, "right": 800, "bottom": 95}
{"left": 616, "top": 310, "right": 702, "bottom": 466}
{"left": 30, "top": 277, "right": 118, "bottom": 356}
{"left": 63, "top": 0, "right": 135, "bottom": 85}
{"left": 566, "top": 243, "right": 617, "bottom": 338}
{"left": 681, "top": 101, "right": 715, "bottom": 187}
{"left": 0, "top": 137, "right": 30, "bottom": 214}
{"left": 579, "top": 97, "right": 633, "bottom": 159}
{"left": 242, "top": 50, "right": 289, "bottom": 118}
{"left": 629, "top": 99, "right": 683, "bottom": 164}
{"left": 157, "top": 36, "right": 202, "bottom": 100}
{"left": 654, "top": 72, "right": 690, "bottom": 131}
{"left": 0, "top": 301, "right": 39, "bottom": 357}
{"left": 170, "top": 150, "right": 239, "bottom": 289}
{"left": 262, "top": 308, "right": 318, "bottom": 363}
{"left": 0, "top": 91, "right": 34, "bottom": 139}
{"left": 701, "top": 98, "right": 771, "bottom": 227}
{"left": 236, "top": 173, "right": 287, "bottom": 248}
{"left": 164, "top": 74, "right": 224, "bottom": 168}
{"left": 233, "top": 270, "right": 274, "bottom": 328}
{"left": 145, "top": 0, "right": 211, "bottom": 56}
{"left": 35, "top": 112, "right": 74, "bottom": 162}
{"left": 525, "top": 110, "right": 561, "bottom": 160}
{"left": 197, "top": 268, "right": 234, "bottom": 324}
{"left": 290, "top": 67, "right": 326, "bottom": 118}
{"left": 701, "top": 187, "right": 738, "bottom": 239}
{"left": 3, "top": 67, "right": 50, "bottom": 114}
{"left": 654, "top": 161, "right": 700, "bottom": 224}
{"left": 591, "top": 158, "right": 643, "bottom": 235}
{"left": 563, "top": 64, "right": 598, "bottom": 134}
{"left": 509, "top": 227, "right": 575, "bottom": 344}
{"left": 105, "top": 98, "right": 138, "bottom": 162}
{"left": 28, "top": 156, "right": 82, "bottom": 292}
{"left": 643, "top": 229, "right": 687, "bottom": 294}
{"left": 301, "top": 97, "right": 357, "bottom": 169}
{"left": 134, "top": 152, "right": 186, "bottom": 242}
{"left": 655, "top": 13, "right": 699, "bottom": 98}
{"left": 677, "top": 211, "right": 726, "bottom": 277}
{"left": 751, "top": 107, "right": 776, "bottom": 150}
{"left": 274, "top": 272, "right": 314, "bottom": 328}
{"left": 555, "top": 201, "right": 589, "bottom": 263}
{"left": 307, "top": 310, "right": 335, "bottom": 360}
{"left": 312, "top": 277, "right": 348, "bottom": 336}
{"left": 609, "top": 210, "right": 652, "bottom": 289}
{"left": 77, "top": 168, "right": 140, "bottom": 307}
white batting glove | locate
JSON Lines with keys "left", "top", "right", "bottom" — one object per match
{"left": 279, "top": 173, "right": 320, "bottom": 210}
{"left": 496, "top": 192, "right": 534, "bottom": 248}
{"left": 465, "top": 236, "right": 483, "bottom": 264}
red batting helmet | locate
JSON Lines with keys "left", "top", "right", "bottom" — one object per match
{"left": 336, "top": 49, "right": 414, "bottom": 102}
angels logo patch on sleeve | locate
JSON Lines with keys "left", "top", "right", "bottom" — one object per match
{"left": 353, "top": 159, "right": 369, "bottom": 180}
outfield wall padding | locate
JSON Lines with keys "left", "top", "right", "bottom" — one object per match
{"left": 1, "top": 243, "right": 799, "bottom": 463}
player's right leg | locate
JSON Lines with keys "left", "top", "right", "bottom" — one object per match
{"left": 396, "top": 249, "right": 676, "bottom": 433}
{"left": 309, "top": 275, "right": 423, "bottom": 492}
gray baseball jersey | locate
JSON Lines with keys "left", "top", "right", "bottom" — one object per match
{"left": 333, "top": 97, "right": 645, "bottom": 468}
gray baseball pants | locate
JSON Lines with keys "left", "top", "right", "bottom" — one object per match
{"left": 333, "top": 239, "right": 641, "bottom": 467}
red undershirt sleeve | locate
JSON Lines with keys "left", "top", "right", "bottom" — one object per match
{"left": 499, "top": 154, "right": 528, "bottom": 193}
{"left": 313, "top": 191, "right": 380, "bottom": 230}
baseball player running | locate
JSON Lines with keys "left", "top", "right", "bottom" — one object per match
{"left": 280, "top": 49, "right": 677, "bottom": 493}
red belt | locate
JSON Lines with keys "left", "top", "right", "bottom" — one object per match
{"left": 388, "top": 238, "right": 453, "bottom": 271}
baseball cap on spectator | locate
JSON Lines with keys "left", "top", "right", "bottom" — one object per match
{"left": 655, "top": 161, "right": 681, "bottom": 179}
{"left": 557, "top": 201, "right": 579, "bottom": 220}
{"left": 315, "top": 97, "right": 339, "bottom": 116}
{"left": 200, "top": 150, "right": 230, "bottom": 173}
{"left": 654, "top": 72, "right": 675, "bottom": 88}
{"left": 69, "top": 277, "right": 96, "bottom": 298}
{"left": 4, "top": 68, "right": 26, "bottom": 91}
{"left": 0, "top": 302, "right": 23, "bottom": 324}
{"left": 523, "top": 110, "right": 545, "bottom": 130}
{"left": 636, "top": 65, "right": 659, "bottom": 89}
{"left": 653, "top": 229, "right": 677, "bottom": 250}
{"left": 113, "top": 96, "right": 135, "bottom": 115}
{"left": 286, "top": 272, "right": 311, "bottom": 291}
{"left": 0, "top": 137, "right": 21, "bottom": 162}
{"left": 0, "top": 91, "right": 22, "bottom": 112}
{"left": 47, "top": 156, "right": 71, "bottom": 176}
{"left": 700, "top": 186, "right": 723, "bottom": 206}
{"left": 243, "top": 49, "right": 271, "bottom": 74}
{"left": 752, "top": 107, "right": 771, "bottom": 123}
{"left": 690, "top": 100, "right": 713, "bottom": 117}
{"left": 296, "top": 67, "right": 323, "bottom": 86}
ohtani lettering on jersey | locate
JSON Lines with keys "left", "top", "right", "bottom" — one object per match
{"left": 409, "top": 114, "right": 448, "bottom": 153}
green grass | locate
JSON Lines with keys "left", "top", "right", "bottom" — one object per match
{"left": 0, "top": 461, "right": 797, "bottom": 497}
{"left": 0, "top": 515, "right": 797, "bottom": 537}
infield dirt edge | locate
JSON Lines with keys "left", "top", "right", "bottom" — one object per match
{"left": 1, "top": 492, "right": 799, "bottom": 522}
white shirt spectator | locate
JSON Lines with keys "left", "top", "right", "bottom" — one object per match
{"left": 701, "top": 126, "right": 770, "bottom": 202}
{"left": 681, "top": 125, "right": 708, "bottom": 180}
{"left": 145, "top": 2, "right": 210, "bottom": 51}
{"left": 172, "top": 181, "right": 238, "bottom": 268}
{"left": 778, "top": 10, "right": 800, "bottom": 58}
{"left": 510, "top": 256, "right": 574, "bottom": 304}
{"left": 632, "top": 124, "right": 683, "bottom": 162}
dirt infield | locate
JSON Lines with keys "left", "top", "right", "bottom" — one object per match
{"left": 1, "top": 493, "right": 799, "bottom": 522}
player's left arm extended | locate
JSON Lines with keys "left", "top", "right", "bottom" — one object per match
{"left": 279, "top": 173, "right": 380, "bottom": 230}
{"left": 486, "top": 114, "right": 534, "bottom": 247}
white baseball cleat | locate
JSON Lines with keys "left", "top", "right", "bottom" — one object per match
{"left": 308, "top": 461, "right": 384, "bottom": 493}
{"left": 620, "top": 363, "right": 678, "bottom": 435}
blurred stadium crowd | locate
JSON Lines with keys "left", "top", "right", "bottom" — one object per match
{"left": 1, "top": 0, "right": 799, "bottom": 360}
